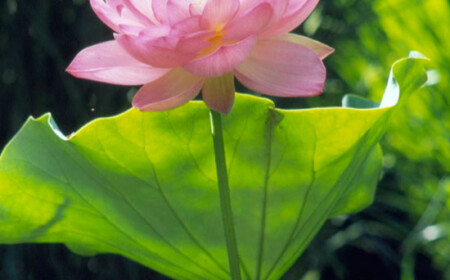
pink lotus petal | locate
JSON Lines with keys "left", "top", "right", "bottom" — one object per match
{"left": 235, "top": 0, "right": 288, "bottom": 24}
{"left": 138, "top": 24, "right": 172, "bottom": 39}
{"left": 115, "top": 33, "right": 197, "bottom": 68}
{"left": 166, "top": 0, "right": 195, "bottom": 24}
{"left": 276, "top": 33, "right": 334, "bottom": 59}
{"left": 202, "top": 72, "right": 235, "bottom": 114}
{"left": 66, "top": 41, "right": 169, "bottom": 86}
{"left": 200, "top": 0, "right": 240, "bottom": 29}
{"left": 224, "top": 2, "right": 273, "bottom": 41}
{"left": 183, "top": 35, "right": 257, "bottom": 77}
{"left": 90, "top": 0, "right": 151, "bottom": 32}
{"left": 120, "top": 0, "right": 156, "bottom": 26}
{"left": 170, "top": 15, "right": 203, "bottom": 35}
{"left": 266, "top": 0, "right": 290, "bottom": 25}
{"left": 118, "top": 24, "right": 146, "bottom": 36}
{"left": 151, "top": 0, "right": 169, "bottom": 24}
{"left": 132, "top": 68, "right": 205, "bottom": 111}
{"left": 189, "top": 2, "right": 203, "bottom": 16}
{"left": 152, "top": 0, "right": 196, "bottom": 25}
{"left": 90, "top": 0, "right": 123, "bottom": 32}
{"left": 175, "top": 31, "right": 213, "bottom": 53}
{"left": 261, "top": 0, "right": 319, "bottom": 38}
{"left": 234, "top": 38, "right": 326, "bottom": 97}
{"left": 123, "top": 0, "right": 158, "bottom": 24}
{"left": 119, "top": 22, "right": 172, "bottom": 37}
{"left": 236, "top": 0, "right": 260, "bottom": 13}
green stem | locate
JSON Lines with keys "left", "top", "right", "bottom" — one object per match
{"left": 210, "top": 109, "right": 242, "bottom": 280}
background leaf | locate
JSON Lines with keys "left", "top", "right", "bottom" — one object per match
{"left": 318, "top": 1, "right": 450, "bottom": 278}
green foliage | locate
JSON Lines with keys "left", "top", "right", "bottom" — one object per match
{"left": 333, "top": 0, "right": 450, "bottom": 170}
{"left": 316, "top": 0, "right": 450, "bottom": 277}
{"left": 0, "top": 56, "right": 427, "bottom": 279}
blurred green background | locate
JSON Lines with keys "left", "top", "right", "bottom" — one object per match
{"left": 0, "top": 0, "right": 449, "bottom": 279}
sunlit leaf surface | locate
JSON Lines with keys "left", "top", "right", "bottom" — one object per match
{"left": 0, "top": 56, "right": 427, "bottom": 279}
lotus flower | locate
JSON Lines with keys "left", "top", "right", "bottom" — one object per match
{"left": 67, "top": 0, "right": 334, "bottom": 113}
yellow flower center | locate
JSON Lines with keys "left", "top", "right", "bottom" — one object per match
{"left": 198, "top": 28, "right": 227, "bottom": 58}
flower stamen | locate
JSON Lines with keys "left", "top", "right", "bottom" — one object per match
{"left": 198, "top": 28, "right": 227, "bottom": 57}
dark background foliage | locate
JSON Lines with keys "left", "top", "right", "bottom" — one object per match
{"left": 1, "top": 0, "right": 449, "bottom": 279}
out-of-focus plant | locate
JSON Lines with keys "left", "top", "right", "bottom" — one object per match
{"left": 306, "top": 0, "right": 450, "bottom": 278}
{"left": 333, "top": 0, "right": 449, "bottom": 170}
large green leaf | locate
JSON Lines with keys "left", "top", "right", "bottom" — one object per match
{"left": 0, "top": 55, "right": 427, "bottom": 280}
